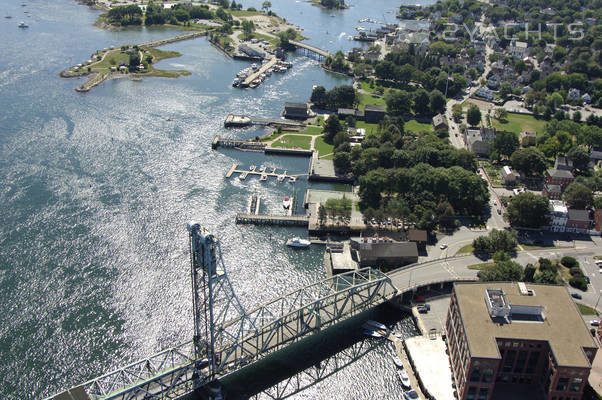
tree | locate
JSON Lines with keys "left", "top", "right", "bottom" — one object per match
{"left": 413, "top": 89, "right": 430, "bottom": 117}
{"left": 473, "top": 236, "right": 492, "bottom": 253}
{"left": 561, "top": 256, "right": 579, "bottom": 269}
{"left": 567, "top": 146, "right": 590, "bottom": 173}
{"left": 534, "top": 270, "right": 558, "bottom": 284}
{"left": 429, "top": 90, "right": 446, "bottom": 115}
{"left": 573, "top": 111, "right": 582, "bottom": 122}
{"left": 310, "top": 86, "right": 327, "bottom": 108}
{"left": 128, "top": 52, "right": 141, "bottom": 70}
{"left": 510, "top": 147, "right": 547, "bottom": 176}
{"left": 494, "top": 108, "right": 508, "bottom": 122}
{"left": 334, "top": 152, "right": 352, "bottom": 173}
{"left": 241, "top": 19, "right": 255, "bottom": 38}
{"left": 472, "top": 229, "right": 517, "bottom": 254}
{"left": 506, "top": 192, "right": 550, "bottom": 228}
{"left": 467, "top": 105, "right": 481, "bottom": 127}
{"left": 385, "top": 89, "right": 412, "bottom": 116}
{"left": 479, "top": 259, "right": 524, "bottom": 282}
{"left": 452, "top": 103, "right": 463, "bottom": 123}
{"left": 323, "top": 115, "right": 342, "bottom": 142}
{"left": 549, "top": 92, "right": 564, "bottom": 110}
{"left": 492, "top": 131, "right": 519, "bottom": 158}
{"left": 523, "top": 264, "right": 536, "bottom": 282}
{"left": 261, "top": 1, "right": 272, "bottom": 12}
{"left": 563, "top": 182, "right": 593, "bottom": 209}
{"left": 318, "top": 204, "right": 327, "bottom": 226}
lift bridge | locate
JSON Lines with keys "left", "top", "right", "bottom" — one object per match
{"left": 50, "top": 223, "right": 398, "bottom": 400}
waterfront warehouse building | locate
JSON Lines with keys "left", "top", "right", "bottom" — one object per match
{"left": 446, "top": 282, "right": 598, "bottom": 400}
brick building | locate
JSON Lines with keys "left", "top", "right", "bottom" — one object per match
{"left": 446, "top": 282, "right": 597, "bottom": 400}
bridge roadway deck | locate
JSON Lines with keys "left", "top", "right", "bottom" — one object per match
{"left": 289, "top": 40, "right": 330, "bottom": 58}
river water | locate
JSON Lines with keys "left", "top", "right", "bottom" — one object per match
{"left": 0, "top": 0, "right": 431, "bottom": 398}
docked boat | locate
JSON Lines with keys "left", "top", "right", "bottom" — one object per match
{"left": 289, "top": 176, "right": 297, "bottom": 183}
{"left": 258, "top": 165, "right": 266, "bottom": 172}
{"left": 251, "top": 63, "right": 258, "bottom": 71}
{"left": 391, "top": 354, "right": 404, "bottom": 369}
{"left": 249, "top": 81, "right": 259, "bottom": 88}
{"left": 283, "top": 197, "right": 291, "bottom": 209}
{"left": 398, "top": 370, "right": 411, "bottom": 389}
{"left": 18, "top": 21, "right": 28, "bottom": 28}
{"left": 259, "top": 173, "right": 267, "bottom": 181}
{"left": 286, "top": 237, "right": 311, "bottom": 248}
{"left": 277, "top": 174, "right": 285, "bottom": 183}
{"left": 232, "top": 78, "right": 240, "bottom": 87}
{"left": 364, "top": 329, "right": 384, "bottom": 338}
{"left": 249, "top": 165, "right": 256, "bottom": 171}
{"left": 364, "top": 320, "right": 387, "bottom": 331}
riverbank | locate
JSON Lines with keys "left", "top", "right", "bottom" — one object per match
{"left": 60, "top": 33, "right": 202, "bottom": 92}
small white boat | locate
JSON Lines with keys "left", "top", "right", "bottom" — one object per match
{"left": 250, "top": 165, "right": 256, "bottom": 171}
{"left": 259, "top": 165, "right": 266, "bottom": 172}
{"left": 251, "top": 63, "right": 258, "bottom": 70}
{"left": 259, "top": 173, "right": 267, "bottom": 181}
{"left": 283, "top": 197, "right": 291, "bottom": 209}
{"left": 391, "top": 354, "right": 404, "bottom": 369}
{"left": 277, "top": 174, "right": 285, "bottom": 183}
{"left": 232, "top": 78, "right": 240, "bottom": 87}
{"left": 289, "top": 176, "right": 297, "bottom": 183}
{"left": 364, "top": 329, "right": 384, "bottom": 338}
{"left": 398, "top": 370, "right": 411, "bottom": 389}
{"left": 18, "top": 21, "right": 28, "bottom": 28}
{"left": 287, "top": 237, "right": 311, "bottom": 248}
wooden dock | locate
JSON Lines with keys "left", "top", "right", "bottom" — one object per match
{"left": 225, "top": 164, "right": 297, "bottom": 182}
{"left": 241, "top": 58, "right": 278, "bottom": 87}
{"left": 248, "top": 194, "right": 261, "bottom": 215}
{"left": 235, "top": 214, "right": 309, "bottom": 226}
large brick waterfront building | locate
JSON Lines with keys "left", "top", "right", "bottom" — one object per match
{"left": 446, "top": 282, "right": 598, "bottom": 400}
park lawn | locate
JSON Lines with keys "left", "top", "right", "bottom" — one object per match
{"left": 491, "top": 113, "right": 547, "bottom": 136}
{"left": 358, "top": 92, "right": 386, "bottom": 110}
{"left": 355, "top": 121, "right": 379, "bottom": 136}
{"left": 577, "top": 303, "right": 598, "bottom": 315}
{"left": 230, "top": 9, "right": 263, "bottom": 17}
{"left": 92, "top": 50, "right": 129, "bottom": 70}
{"left": 271, "top": 134, "right": 312, "bottom": 150}
{"left": 298, "top": 125, "right": 323, "bottom": 135}
{"left": 253, "top": 32, "right": 279, "bottom": 47}
{"left": 315, "top": 136, "right": 334, "bottom": 157}
{"left": 405, "top": 119, "right": 433, "bottom": 134}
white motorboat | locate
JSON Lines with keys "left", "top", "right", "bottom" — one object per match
{"left": 283, "top": 196, "right": 291, "bottom": 209}
{"left": 391, "top": 354, "right": 404, "bottom": 369}
{"left": 398, "top": 370, "right": 411, "bottom": 389}
{"left": 363, "top": 329, "right": 384, "bottom": 338}
{"left": 286, "top": 237, "right": 311, "bottom": 248}
{"left": 277, "top": 174, "right": 285, "bottom": 183}
{"left": 18, "top": 21, "right": 28, "bottom": 28}
{"left": 289, "top": 176, "right": 297, "bottom": 183}
{"left": 259, "top": 165, "right": 266, "bottom": 172}
{"left": 259, "top": 173, "right": 267, "bottom": 181}
{"left": 232, "top": 78, "right": 240, "bottom": 87}
{"left": 250, "top": 165, "right": 256, "bottom": 171}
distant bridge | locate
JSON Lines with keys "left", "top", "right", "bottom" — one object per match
{"left": 289, "top": 40, "right": 330, "bottom": 61}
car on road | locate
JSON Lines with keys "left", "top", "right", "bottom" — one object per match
{"left": 417, "top": 305, "right": 428, "bottom": 314}
{"left": 591, "top": 320, "right": 600, "bottom": 326}
{"left": 585, "top": 276, "right": 590, "bottom": 284}
{"left": 440, "top": 244, "right": 448, "bottom": 249}
{"left": 497, "top": 208, "right": 501, "bottom": 215}
{"left": 570, "top": 292, "right": 583, "bottom": 299}
{"left": 403, "top": 390, "right": 420, "bottom": 400}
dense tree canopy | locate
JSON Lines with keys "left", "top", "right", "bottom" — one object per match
{"left": 563, "top": 182, "right": 593, "bottom": 209}
{"left": 510, "top": 147, "right": 547, "bottom": 176}
{"left": 506, "top": 192, "right": 550, "bottom": 228}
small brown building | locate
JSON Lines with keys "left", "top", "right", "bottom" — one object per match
{"left": 283, "top": 102, "right": 309, "bottom": 119}
{"left": 408, "top": 229, "right": 427, "bottom": 249}
{"left": 542, "top": 184, "right": 562, "bottom": 200}
{"left": 566, "top": 209, "right": 590, "bottom": 233}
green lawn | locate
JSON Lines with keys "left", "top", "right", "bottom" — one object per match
{"left": 271, "top": 134, "right": 312, "bottom": 150}
{"left": 577, "top": 303, "right": 599, "bottom": 316}
{"left": 229, "top": 9, "right": 262, "bottom": 17}
{"left": 92, "top": 50, "right": 129, "bottom": 70}
{"left": 491, "top": 113, "right": 547, "bottom": 136}
{"left": 315, "top": 136, "right": 334, "bottom": 157}
{"left": 298, "top": 126, "right": 323, "bottom": 135}
{"left": 456, "top": 244, "right": 474, "bottom": 255}
{"left": 405, "top": 119, "right": 433, "bottom": 134}
{"left": 355, "top": 121, "right": 379, "bottom": 136}
{"left": 358, "top": 92, "right": 386, "bottom": 110}
{"left": 467, "top": 262, "right": 495, "bottom": 270}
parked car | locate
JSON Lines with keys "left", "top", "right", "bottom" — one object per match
{"left": 417, "top": 305, "right": 428, "bottom": 314}
{"left": 591, "top": 320, "right": 600, "bottom": 326}
{"left": 570, "top": 292, "right": 583, "bottom": 299}
{"left": 585, "top": 276, "right": 590, "bottom": 284}
{"left": 440, "top": 243, "right": 448, "bottom": 249}
{"left": 404, "top": 390, "right": 420, "bottom": 400}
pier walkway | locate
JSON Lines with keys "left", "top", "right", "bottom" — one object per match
{"left": 241, "top": 58, "right": 278, "bottom": 87}
{"left": 225, "top": 163, "right": 297, "bottom": 182}
{"left": 223, "top": 114, "right": 305, "bottom": 128}
{"left": 235, "top": 213, "right": 309, "bottom": 226}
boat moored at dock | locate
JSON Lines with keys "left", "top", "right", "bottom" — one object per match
{"left": 286, "top": 237, "right": 311, "bottom": 248}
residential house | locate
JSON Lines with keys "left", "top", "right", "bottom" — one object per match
{"left": 543, "top": 184, "right": 562, "bottom": 200}
{"left": 566, "top": 209, "right": 590, "bottom": 233}
{"left": 487, "top": 74, "right": 501, "bottom": 89}
{"left": 590, "top": 148, "right": 602, "bottom": 166}
{"left": 501, "top": 165, "right": 519, "bottom": 183}
{"left": 583, "top": 93, "right": 592, "bottom": 104}
{"left": 545, "top": 169, "right": 574, "bottom": 189}
{"left": 283, "top": 102, "right": 310, "bottom": 119}
{"left": 364, "top": 105, "right": 386, "bottom": 123}
{"left": 408, "top": 229, "right": 427, "bottom": 250}
{"left": 547, "top": 200, "right": 568, "bottom": 232}
{"left": 465, "top": 127, "right": 496, "bottom": 156}
{"left": 476, "top": 86, "right": 494, "bottom": 101}
{"left": 432, "top": 114, "right": 449, "bottom": 131}
{"left": 520, "top": 131, "right": 536, "bottom": 146}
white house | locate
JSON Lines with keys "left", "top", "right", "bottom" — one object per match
{"left": 548, "top": 200, "right": 568, "bottom": 233}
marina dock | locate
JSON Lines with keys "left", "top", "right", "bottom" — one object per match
{"left": 223, "top": 114, "right": 305, "bottom": 128}
{"left": 225, "top": 164, "right": 297, "bottom": 182}
{"left": 241, "top": 58, "right": 278, "bottom": 87}
{"left": 235, "top": 213, "right": 309, "bottom": 226}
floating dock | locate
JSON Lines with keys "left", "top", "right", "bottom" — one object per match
{"left": 248, "top": 194, "right": 261, "bottom": 215}
{"left": 223, "top": 114, "right": 305, "bottom": 128}
{"left": 241, "top": 58, "right": 278, "bottom": 87}
{"left": 235, "top": 214, "right": 309, "bottom": 226}
{"left": 225, "top": 164, "right": 298, "bottom": 182}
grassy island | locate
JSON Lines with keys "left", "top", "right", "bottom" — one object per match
{"left": 60, "top": 35, "right": 198, "bottom": 92}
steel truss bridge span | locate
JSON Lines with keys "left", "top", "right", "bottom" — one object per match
{"left": 48, "top": 224, "right": 397, "bottom": 400}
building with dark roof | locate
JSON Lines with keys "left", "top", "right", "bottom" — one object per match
{"left": 350, "top": 237, "right": 418, "bottom": 267}
{"left": 542, "top": 184, "right": 562, "bottom": 200}
{"left": 283, "top": 102, "right": 309, "bottom": 119}
{"left": 432, "top": 113, "right": 449, "bottom": 131}
{"left": 566, "top": 209, "right": 590, "bottom": 233}
{"left": 545, "top": 168, "right": 574, "bottom": 189}
{"left": 364, "top": 105, "right": 386, "bottom": 123}
{"left": 408, "top": 229, "right": 427, "bottom": 249}
{"left": 446, "top": 282, "right": 598, "bottom": 400}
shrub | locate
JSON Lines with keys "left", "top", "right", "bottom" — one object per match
{"left": 570, "top": 266, "right": 583, "bottom": 277}
{"left": 569, "top": 277, "right": 587, "bottom": 291}
{"left": 538, "top": 258, "right": 557, "bottom": 273}
{"left": 561, "top": 256, "right": 579, "bottom": 269}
